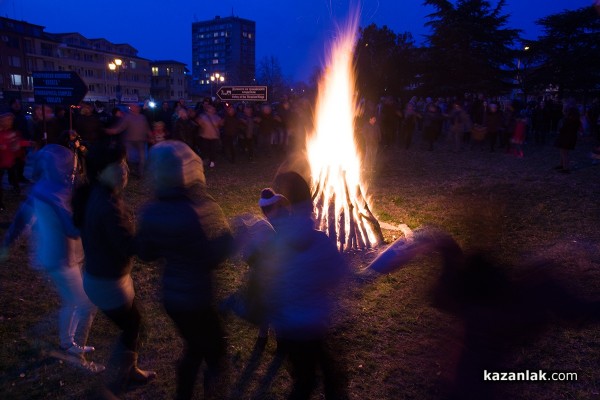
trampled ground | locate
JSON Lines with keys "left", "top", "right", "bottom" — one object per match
{"left": 1, "top": 131, "right": 598, "bottom": 399}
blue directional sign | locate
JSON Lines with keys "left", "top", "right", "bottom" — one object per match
{"left": 33, "top": 71, "right": 88, "bottom": 105}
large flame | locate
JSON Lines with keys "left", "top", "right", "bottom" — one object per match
{"left": 307, "top": 17, "right": 382, "bottom": 251}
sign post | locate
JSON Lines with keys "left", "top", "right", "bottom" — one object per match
{"left": 33, "top": 71, "right": 88, "bottom": 105}
{"left": 216, "top": 86, "right": 268, "bottom": 102}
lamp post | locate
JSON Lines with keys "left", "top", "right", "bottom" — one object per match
{"left": 516, "top": 46, "right": 530, "bottom": 102}
{"left": 210, "top": 72, "right": 225, "bottom": 99}
{"left": 108, "top": 58, "right": 123, "bottom": 104}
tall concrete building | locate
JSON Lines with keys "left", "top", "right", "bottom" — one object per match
{"left": 191, "top": 15, "right": 256, "bottom": 94}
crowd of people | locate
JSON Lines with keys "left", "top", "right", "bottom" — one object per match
{"left": 0, "top": 90, "right": 598, "bottom": 398}
{"left": 362, "top": 93, "right": 600, "bottom": 172}
{"left": 0, "top": 95, "right": 350, "bottom": 399}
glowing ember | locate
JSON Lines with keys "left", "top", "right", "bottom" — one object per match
{"left": 307, "top": 17, "right": 384, "bottom": 252}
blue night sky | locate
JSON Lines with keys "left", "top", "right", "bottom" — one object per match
{"left": 0, "top": 0, "right": 593, "bottom": 82}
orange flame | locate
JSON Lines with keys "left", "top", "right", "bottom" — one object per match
{"left": 307, "top": 16, "right": 380, "bottom": 251}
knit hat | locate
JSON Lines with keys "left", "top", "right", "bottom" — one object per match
{"left": 258, "top": 188, "right": 286, "bottom": 208}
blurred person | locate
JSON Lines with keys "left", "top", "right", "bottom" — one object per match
{"left": 171, "top": 108, "right": 197, "bottom": 149}
{"left": 74, "top": 102, "right": 104, "bottom": 145}
{"left": 148, "top": 121, "right": 169, "bottom": 146}
{"left": 137, "top": 140, "right": 233, "bottom": 400}
{"left": 0, "top": 144, "right": 102, "bottom": 372}
{"left": 155, "top": 101, "right": 173, "bottom": 132}
{"left": 554, "top": 107, "right": 582, "bottom": 173}
{"left": 196, "top": 104, "right": 222, "bottom": 168}
{"left": 9, "top": 98, "right": 33, "bottom": 184}
{"left": 501, "top": 102, "right": 517, "bottom": 152}
{"left": 72, "top": 141, "right": 156, "bottom": 394}
{"left": 105, "top": 103, "right": 150, "bottom": 178}
{"left": 0, "top": 111, "right": 21, "bottom": 207}
{"left": 276, "top": 100, "right": 296, "bottom": 153}
{"left": 399, "top": 102, "right": 419, "bottom": 149}
{"left": 485, "top": 103, "right": 504, "bottom": 152}
{"left": 422, "top": 103, "right": 444, "bottom": 151}
{"left": 95, "top": 101, "right": 111, "bottom": 127}
{"left": 531, "top": 100, "right": 551, "bottom": 145}
{"left": 239, "top": 105, "right": 257, "bottom": 161}
{"left": 58, "top": 130, "right": 88, "bottom": 186}
{"left": 509, "top": 112, "right": 527, "bottom": 157}
{"left": 256, "top": 104, "right": 281, "bottom": 158}
{"left": 362, "top": 114, "right": 381, "bottom": 172}
{"left": 379, "top": 96, "right": 400, "bottom": 148}
{"left": 264, "top": 171, "right": 350, "bottom": 400}
{"left": 222, "top": 105, "right": 242, "bottom": 164}
{"left": 449, "top": 101, "right": 471, "bottom": 152}
{"left": 32, "top": 104, "right": 61, "bottom": 148}
{"left": 225, "top": 188, "right": 291, "bottom": 345}
{"left": 53, "top": 105, "right": 70, "bottom": 134}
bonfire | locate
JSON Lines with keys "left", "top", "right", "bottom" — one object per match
{"left": 306, "top": 17, "right": 384, "bottom": 252}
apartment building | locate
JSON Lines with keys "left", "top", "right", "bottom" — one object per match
{"left": 0, "top": 16, "right": 152, "bottom": 105}
{"left": 191, "top": 15, "right": 256, "bottom": 94}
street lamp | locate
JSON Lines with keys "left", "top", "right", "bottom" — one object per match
{"left": 210, "top": 72, "right": 225, "bottom": 98}
{"left": 516, "top": 46, "right": 530, "bottom": 102}
{"left": 108, "top": 58, "right": 123, "bottom": 104}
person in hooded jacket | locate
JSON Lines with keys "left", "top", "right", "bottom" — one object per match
{"left": 136, "top": 140, "right": 233, "bottom": 400}
{"left": 262, "top": 171, "right": 350, "bottom": 400}
{"left": 1, "top": 144, "right": 102, "bottom": 372}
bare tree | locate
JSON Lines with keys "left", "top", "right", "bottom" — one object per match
{"left": 256, "top": 55, "right": 289, "bottom": 102}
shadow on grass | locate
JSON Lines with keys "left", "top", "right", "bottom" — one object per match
{"left": 230, "top": 337, "right": 286, "bottom": 399}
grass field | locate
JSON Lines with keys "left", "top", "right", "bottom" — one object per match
{"left": 1, "top": 131, "right": 598, "bottom": 400}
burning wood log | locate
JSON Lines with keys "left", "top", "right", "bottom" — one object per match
{"left": 311, "top": 171, "right": 384, "bottom": 252}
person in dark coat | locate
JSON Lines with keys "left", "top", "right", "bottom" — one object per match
{"left": 485, "top": 103, "right": 504, "bottom": 152}
{"left": 74, "top": 102, "right": 104, "bottom": 146}
{"left": 72, "top": 141, "right": 156, "bottom": 395}
{"left": 422, "top": 103, "right": 444, "bottom": 151}
{"left": 222, "top": 104, "right": 242, "bottom": 163}
{"left": 554, "top": 107, "right": 581, "bottom": 173}
{"left": 137, "top": 140, "right": 233, "bottom": 400}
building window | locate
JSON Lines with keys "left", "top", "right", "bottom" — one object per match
{"left": 152, "top": 66, "right": 158, "bottom": 76}
{"left": 10, "top": 74, "right": 22, "bottom": 87}
{"left": 24, "top": 39, "right": 34, "bottom": 54}
{"left": 41, "top": 43, "right": 54, "bottom": 56}
{"left": 212, "top": 59, "right": 219, "bottom": 64}
{"left": 7, "top": 36, "right": 19, "bottom": 49}
{"left": 8, "top": 56, "right": 21, "bottom": 67}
